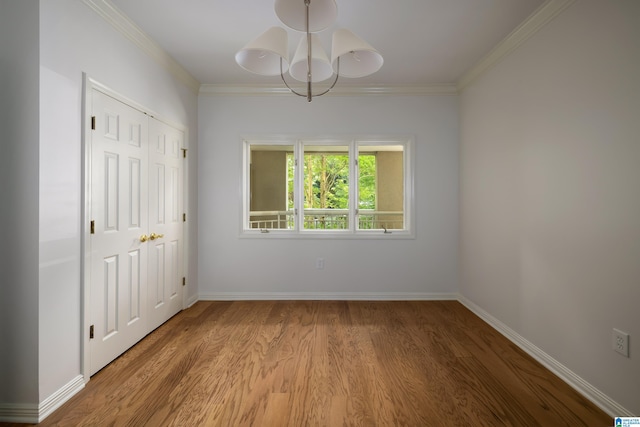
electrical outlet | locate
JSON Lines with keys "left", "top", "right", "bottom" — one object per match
{"left": 315, "top": 258, "right": 324, "bottom": 270}
{"left": 612, "top": 328, "right": 629, "bottom": 357}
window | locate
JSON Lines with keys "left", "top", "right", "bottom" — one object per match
{"left": 243, "top": 136, "right": 413, "bottom": 238}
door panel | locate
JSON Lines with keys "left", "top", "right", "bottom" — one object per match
{"left": 103, "top": 255, "right": 118, "bottom": 337}
{"left": 90, "top": 90, "right": 149, "bottom": 375}
{"left": 128, "top": 249, "right": 142, "bottom": 321}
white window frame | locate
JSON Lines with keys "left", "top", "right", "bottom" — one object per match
{"left": 241, "top": 135, "right": 415, "bottom": 239}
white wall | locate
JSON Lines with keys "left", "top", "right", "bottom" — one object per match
{"left": 0, "top": 0, "right": 41, "bottom": 405}
{"left": 198, "top": 95, "right": 459, "bottom": 298}
{"left": 2, "top": 0, "right": 198, "bottom": 412}
{"left": 460, "top": 0, "right": 640, "bottom": 414}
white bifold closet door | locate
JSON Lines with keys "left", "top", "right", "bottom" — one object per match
{"left": 147, "top": 118, "right": 184, "bottom": 333}
{"left": 89, "top": 89, "right": 183, "bottom": 376}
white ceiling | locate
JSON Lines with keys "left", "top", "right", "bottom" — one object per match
{"left": 109, "top": 0, "right": 545, "bottom": 87}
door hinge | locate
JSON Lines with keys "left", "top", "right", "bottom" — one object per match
{"left": 182, "top": 277, "right": 186, "bottom": 287}
{"left": 91, "top": 116, "right": 96, "bottom": 130}
{"left": 182, "top": 148, "right": 187, "bottom": 158}
{"left": 90, "top": 220, "right": 95, "bottom": 234}
{"left": 89, "top": 325, "right": 94, "bottom": 339}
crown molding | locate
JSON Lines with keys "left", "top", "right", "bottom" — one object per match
{"left": 199, "top": 83, "right": 458, "bottom": 97}
{"left": 457, "top": 0, "right": 576, "bottom": 91}
{"left": 81, "top": 0, "right": 200, "bottom": 94}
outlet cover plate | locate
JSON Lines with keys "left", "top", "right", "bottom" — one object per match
{"left": 613, "top": 328, "right": 629, "bottom": 357}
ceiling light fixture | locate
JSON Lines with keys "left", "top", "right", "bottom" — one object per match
{"left": 235, "top": 0, "right": 383, "bottom": 102}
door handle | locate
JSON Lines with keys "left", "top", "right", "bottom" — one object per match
{"left": 140, "top": 234, "right": 149, "bottom": 243}
{"left": 149, "top": 232, "right": 165, "bottom": 240}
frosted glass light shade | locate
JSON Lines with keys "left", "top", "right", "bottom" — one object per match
{"left": 289, "top": 34, "right": 334, "bottom": 82}
{"left": 275, "top": 0, "right": 337, "bottom": 32}
{"left": 235, "top": 27, "right": 289, "bottom": 76}
{"left": 331, "top": 29, "right": 383, "bottom": 78}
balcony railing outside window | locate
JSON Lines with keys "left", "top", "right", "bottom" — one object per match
{"left": 249, "top": 210, "right": 294, "bottom": 229}
{"left": 357, "top": 210, "right": 404, "bottom": 230}
{"left": 249, "top": 210, "right": 403, "bottom": 230}
{"left": 304, "top": 209, "right": 349, "bottom": 230}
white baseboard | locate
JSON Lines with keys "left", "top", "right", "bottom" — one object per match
{"left": 39, "top": 375, "right": 85, "bottom": 422}
{"left": 0, "top": 375, "right": 84, "bottom": 423}
{"left": 198, "top": 291, "right": 459, "bottom": 301}
{"left": 0, "top": 403, "right": 38, "bottom": 424}
{"left": 457, "top": 294, "right": 632, "bottom": 418}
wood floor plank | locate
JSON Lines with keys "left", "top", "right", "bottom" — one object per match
{"left": 261, "top": 393, "right": 291, "bottom": 426}
{"left": 0, "top": 301, "right": 612, "bottom": 427}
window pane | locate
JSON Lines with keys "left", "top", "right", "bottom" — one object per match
{"left": 249, "top": 144, "right": 294, "bottom": 229}
{"left": 358, "top": 144, "right": 404, "bottom": 230}
{"left": 358, "top": 153, "right": 376, "bottom": 210}
{"left": 303, "top": 145, "right": 349, "bottom": 230}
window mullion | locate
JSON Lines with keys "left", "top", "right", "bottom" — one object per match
{"left": 294, "top": 140, "right": 303, "bottom": 232}
{"left": 243, "top": 140, "right": 251, "bottom": 230}
{"left": 350, "top": 139, "right": 358, "bottom": 233}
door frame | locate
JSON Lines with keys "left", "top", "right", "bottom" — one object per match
{"left": 81, "top": 74, "right": 190, "bottom": 382}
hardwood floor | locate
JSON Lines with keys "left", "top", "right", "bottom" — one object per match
{"left": 4, "top": 301, "right": 611, "bottom": 426}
